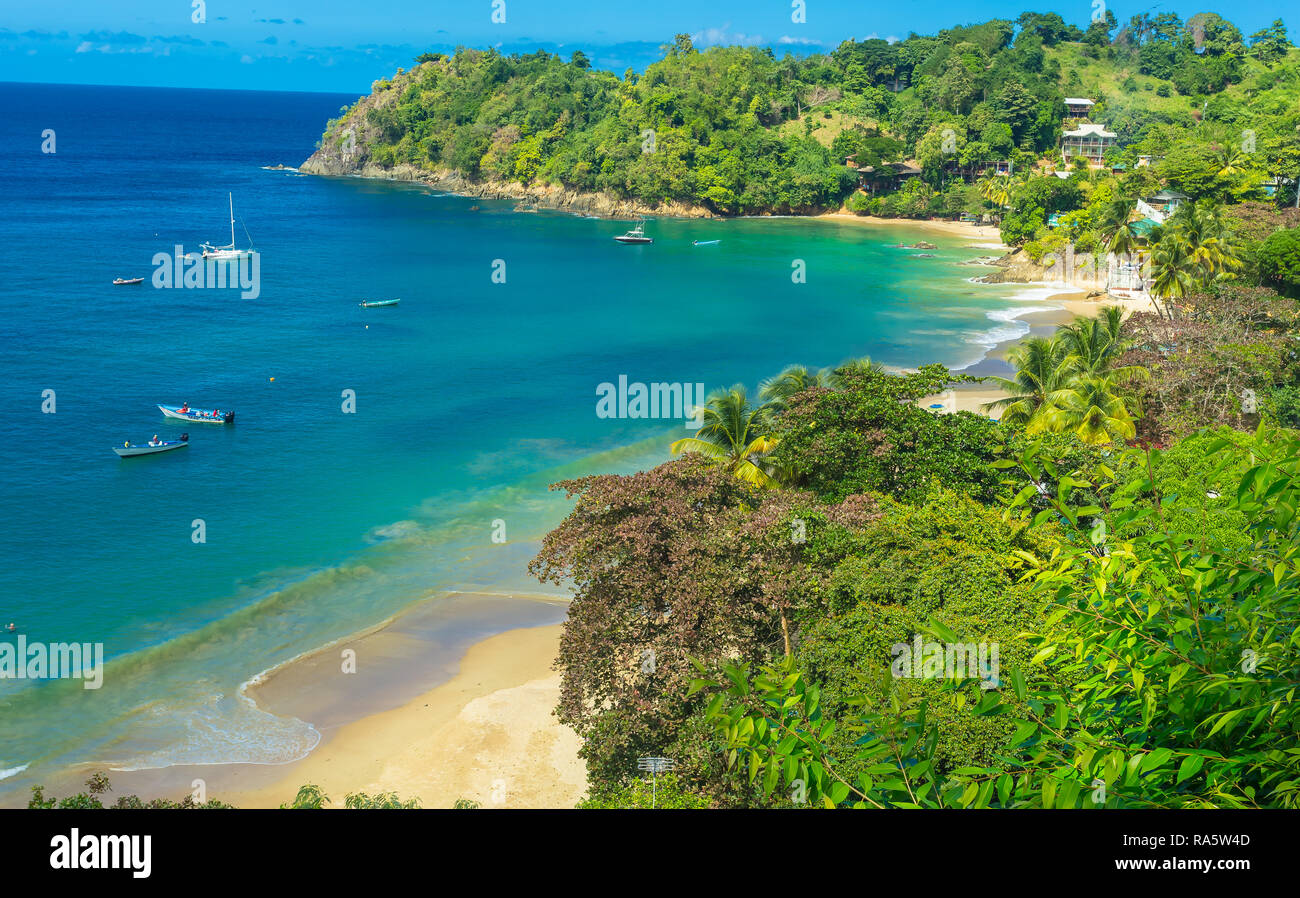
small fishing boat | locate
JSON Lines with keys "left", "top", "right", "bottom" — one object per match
{"left": 159, "top": 404, "right": 235, "bottom": 424}
{"left": 114, "top": 434, "right": 189, "bottom": 457}
{"left": 112, "top": 277, "right": 144, "bottom": 285}
{"left": 359, "top": 298, "right": 401, "bottom": 308}
{"left": 614, "top": 220, "right": 653, "bottom": 244}
{"left": 692, "top": 239, "right": 720, "bottom": 246}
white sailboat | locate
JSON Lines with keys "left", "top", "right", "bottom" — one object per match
{"left": 201, "top": 193, "right": 255, "bottom": 260}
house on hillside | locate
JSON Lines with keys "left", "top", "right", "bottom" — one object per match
{"left": 847, "top": 158, "right": 923, "bottom": 193}
{"left": 1135, "top": 189, "right": 1188, "bottom": 224}
{"left": 1064, "top": 97, "right": 1095, "bottom": 119}
{"left": 1061, "top": 123, "right": 1116, "bottom": 167}
{"left": 986, "top": 160, "right": 1013, "bottom": 176}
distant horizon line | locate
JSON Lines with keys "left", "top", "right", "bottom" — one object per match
{"left": 0, "top": 78, "right": 360, "bottom": 97}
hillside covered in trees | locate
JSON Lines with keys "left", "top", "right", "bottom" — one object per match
{"left": 305, "top": 11, "right": 1300, "bottom": 223}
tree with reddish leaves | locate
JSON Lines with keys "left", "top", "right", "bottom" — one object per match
{"left": 530, "top": 454, "right": 879, "bottom": 801}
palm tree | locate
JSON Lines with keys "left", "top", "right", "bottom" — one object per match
{"left": 977, "top": 170, "right": 1016, "bottom": 210}
{"left": 827, "top": 356, "right": 884, "bottom": 386}
{"left": 759, "top": 364, "right": 833, "bottom": 411}
{"left": 1148, "top": 236, "right": 1194, "bottom": 319}
{"left": 1057, "top": 306, "right": 1140, "bottom": 376}
{"left": 669, "top": 385, "right": 779, "bottom": 488}
{"left": 1215, "top": 144, "right": 1250, "bottom": 180}
{"left": 1032, "top": 371, "right": 1143, "bottom": 445}
{"left": 1173, "top": 200, "right": 1242, "bottom": 283}
{"left": 1097, "top": 192, "right": 1138, "bottom": 253}
{"left": 980, "top": 336, "right": 1074, "bottom": 425}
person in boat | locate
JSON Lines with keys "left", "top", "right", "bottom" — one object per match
{"left": 180, "top": 402, "right": 190, "bottom": 413}
{"left": 150, "top": 434, "right": 160, "bottom": 446}
{"left": 6, "top": 623, "right": 16, "bottom": 633}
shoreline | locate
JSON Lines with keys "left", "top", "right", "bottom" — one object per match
{"left": 812, "top": 211, "right": 1004, "bottom": 243}
{"left": 10, "top": 211, "right": 1140, "bottom": 808}
{"left": 43, "top": 602, "right": 577, "bottom": 810}
{"left": 223, "top": 623, "right": 583, "bottom": 809}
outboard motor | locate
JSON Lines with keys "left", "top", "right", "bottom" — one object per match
{"left": 224, "top": 411, "right": 235, "bottom": 424}
{"left": 181, "top": 433, "right": 189, "bottom": 442}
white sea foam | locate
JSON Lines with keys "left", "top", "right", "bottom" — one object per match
{"left": 106, "top": 693, "right": 322, "bottom": 772}
{"left": 0, "top": 764, "right": 30, "bottom": 782}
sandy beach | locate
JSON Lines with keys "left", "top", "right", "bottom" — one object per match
{"left": 815, "top": 212, "right": 1004, "bottom": 243}
{"left": 917, "top": 287, "right": 1155, "bottom": 415}
{"left": 223, "top": 623, "right": 585, "bottom": 809}
{"left": 38, "top": 594, "right": 583, "bottom": 810}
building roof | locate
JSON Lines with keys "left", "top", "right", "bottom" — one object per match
{"left": 857, "top": 161, "right": 922, "bottom": 176}
{"left": 1150, "top": 188, "right": 1188, "bottom": 200}
{"left": 1064, "top": 97, "right": 1095, "bottom": 106}
{"left": 1129, "top": 217, "right": 1161, "bottom": 237}
{"left": 1063, "top": 123, "right": 1116, "bottom": 138}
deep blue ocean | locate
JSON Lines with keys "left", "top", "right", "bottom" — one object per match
{"left": 0, "top": 81, "right": 1051, "bottom": 799}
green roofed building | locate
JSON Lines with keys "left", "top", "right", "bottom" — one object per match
{"left": 1128, "top": 217, "right": 1161, "bottom": 239}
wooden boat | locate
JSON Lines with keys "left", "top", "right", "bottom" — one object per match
{"left": 614, "top": 220, "right": 653, "bottom": 244}
{"left": 113, "top": 277, "right": 144, "bottom": 285}
{"left": 359, "top": 298, "right": 401, "bottom": 308}
{"left": 159, "top": 404, "right": 234, "bottom": 424}
{"left": 692, "top": 240, "right": 720, "bottom": 246}
{"left": 114, "top": 435, "right": 189, "bottom": 457}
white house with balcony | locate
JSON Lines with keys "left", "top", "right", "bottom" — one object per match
{"left": 1061, "top": 123, "right": 1117, "bottom": 166}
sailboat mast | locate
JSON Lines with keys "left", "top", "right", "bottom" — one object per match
{"left": 228, "top": 192, "right": 236, "bottom": 246}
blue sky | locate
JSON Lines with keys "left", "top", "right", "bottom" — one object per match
{"left": 0, "top": 1, "right": 1287, "bottom": 94}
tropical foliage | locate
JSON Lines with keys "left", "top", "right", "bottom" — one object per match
{"left": 694, "top": 426, "right": 1300, "bottom": 809}
{"left": 319, "top": 13, "right": 1300, "bottom": 223}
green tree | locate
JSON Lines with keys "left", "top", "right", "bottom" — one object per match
{"left": 670, "top": 385, "right": 779, "bottom": 488}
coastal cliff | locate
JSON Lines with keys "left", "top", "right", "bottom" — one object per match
{"left": 299, "top": 62, "right": 716, "bottom": 219}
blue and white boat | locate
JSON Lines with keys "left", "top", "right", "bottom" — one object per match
{"left": 159, "top": 404, "right": 235, "bottom": 424}
{"left": 114, "top": 435, "right": 189, "bottom": 457}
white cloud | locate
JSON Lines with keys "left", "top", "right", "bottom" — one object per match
{"left": 693, "top": 24, "right": 762, "bottom": 46}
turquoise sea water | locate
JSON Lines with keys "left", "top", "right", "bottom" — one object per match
{"left": 0, "top": 82, "right": 1053, "bottom": 801}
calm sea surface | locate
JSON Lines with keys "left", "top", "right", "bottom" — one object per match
{"left": 0, "top": 81, "right": 1049, "bottom": 799}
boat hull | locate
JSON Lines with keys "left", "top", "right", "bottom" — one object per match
{"left": 114, "top": 441, "right": 188, "bottom": 457}
{"left": 159, "top": 405, "right": 234, "bottom": 424}
{"left": 614, "top": 236, "right": 653, "bottom": 244}
{"left": 359, "top": 299, "right": 401, "bottom": 308}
